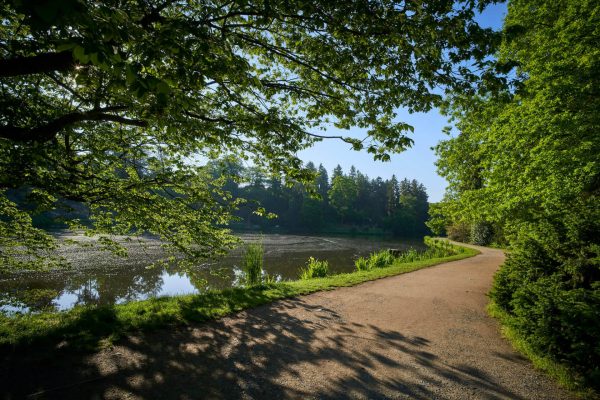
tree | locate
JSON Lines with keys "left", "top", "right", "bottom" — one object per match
{"left": 331, "top": 165, "right": 344, "bottom": 181}
{"left": 385, "top": 175, "right": 400, "bottom": 217}
{"left": 433, "top": 0, "right": 600, "bottom": 387}
{"left": 0, "top": 0, "right": 501, "bottom": 270}
{"left": 354, "top": 170, "right": 371, "bottom": 225}
{"left": 316, "top": 164, "right": 329, "bottom": 201}
{"left": 329, "top": 174, "right": 358, "bottom": 225}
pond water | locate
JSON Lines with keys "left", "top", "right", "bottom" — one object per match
{"left": 0, "top": 233, "right": 424, "bottom": 313}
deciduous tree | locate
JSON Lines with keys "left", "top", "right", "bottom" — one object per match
{"left": 1, "top": 0, "right": 500, "bottom": 269}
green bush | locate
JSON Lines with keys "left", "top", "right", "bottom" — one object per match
{"left": 299, "top": 257, "right": 329, "bottom": 279}
{"left": 353, "top": 239, "right": 464, "bottom": 273}
{"left": 424, "top": 236, "right": 462, "bottom": 257}
{"left": 470, "top": 221, "right": 493, "bottom": 246}
{"left": 490, "top": 239, "right": 600, "bottom": 391}
{"left": 243, "top": 242, "right": 264, "bottom": 286}
{"left": 446, "top": 222, "right": 470, "bottom": 242}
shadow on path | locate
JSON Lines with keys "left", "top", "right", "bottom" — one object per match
{"left": 1, "top": 297, "right": 524, "bottom": 400}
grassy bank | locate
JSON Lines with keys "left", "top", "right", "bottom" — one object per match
{"left": 488, "top": 302, "right": 599, "bottom": 399}
{"left": 0, "top": 242, "right": 478, "bottom": 352}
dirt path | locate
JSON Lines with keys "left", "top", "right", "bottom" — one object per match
{"left": 2, "top": 245, "right": 575, "bottom": 399}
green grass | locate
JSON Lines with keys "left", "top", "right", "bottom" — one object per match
{"left": 243, "top": 242, "right": 264, "bottom": 286}
{"left": 487, "top": 301, "right": 599, "bottom": 399}
{"left": 299, "top": 257, "right": 329, "bottom": 279}
{"left": 0, "top": 242, "right": 478, "bottom": 353}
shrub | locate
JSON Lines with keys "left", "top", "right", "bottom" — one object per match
{"left": 243, "top": 242, "right": 264, "bottom": 286}
{"left": 354, "top": 256, "right": 370, "bottom": 271}
{"left": 470, "top": 221, "right": 493, "bottom": 246}
{"left": 299, "top": 257, "right": 329, "bottom": 279}
{"left": 490, "top": 238, "right": 600, "bottom": 391}
{"left": 424, "top": 236, "right": 462, "bottom": 256}
{"left": 446, "top": 222, "right": 470, "bottom": 242}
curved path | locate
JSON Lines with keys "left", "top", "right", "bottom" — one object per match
{"left": 3, "top": 245, "right": 575, "bottom": 399}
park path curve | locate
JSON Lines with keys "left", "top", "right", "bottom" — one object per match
{"left": 3, "top": 244, "right": 576, "bottom": 399}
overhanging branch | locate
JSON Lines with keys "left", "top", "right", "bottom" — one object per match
{"left": 0, "top": 51, "right": 76, "bottom": 77}
{"left": 0, "top": 108, "right": 147, "bottom": 142}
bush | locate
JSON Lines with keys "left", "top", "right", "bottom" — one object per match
{"left": 490, "top": 239, "right": 600, "bottom": 391}
{"left": 243, "top": 242, "right": 264, "bottom": 286}
{"left": 354, "top": 240, "right": 463, "bottom": 273}
{"left": 424, "top": 236, "right": 463, "bottom": 257}
{"left": 299, "top": 257, "right": 329, "bottom": 279}
{"left": 470, "top": 221, "right": 493, "bottom": 246}
{"left": 446, "top": 222, "right": 471, "bottom": 242}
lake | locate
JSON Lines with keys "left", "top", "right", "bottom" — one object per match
{"left": 0, "top": 233, "right": 424, "bottom": 313}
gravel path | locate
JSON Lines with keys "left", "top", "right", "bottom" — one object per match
{"left": 1, "top": 244, "right": 575, "bottom": 399}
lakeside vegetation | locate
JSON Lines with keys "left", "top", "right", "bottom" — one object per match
{"left": 0, "top": 239, "right": 476, "bottom": 352}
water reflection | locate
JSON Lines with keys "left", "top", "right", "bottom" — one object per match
{"left": 0, "top": 234, "right": 423, "bottom": 313}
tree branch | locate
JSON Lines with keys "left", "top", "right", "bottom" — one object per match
{"left": 0, "top": 108, "right": 147, "bottom": 142}
{"left": 0, "top": 51, "right": 75, "bottom": 77}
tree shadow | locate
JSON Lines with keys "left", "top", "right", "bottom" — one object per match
{"left": 0, "top": 297, "right": 528, "bottom": 399}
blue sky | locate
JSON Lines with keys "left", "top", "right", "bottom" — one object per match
{"left": 298, "top": 2, "right": 507, "bottom": 202}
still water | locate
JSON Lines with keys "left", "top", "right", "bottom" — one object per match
{"left": 0, "top": 233, "right": 423, "bottom": 313}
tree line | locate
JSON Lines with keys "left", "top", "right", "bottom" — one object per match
{"left": 207, "top": 159, "right": 430, "bottom": 236}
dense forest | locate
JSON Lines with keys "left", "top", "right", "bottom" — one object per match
{"left": 12, "top": 160, "right": 431, "bottom": 237}
{"left": 205, "top": 160, "right": 429, "bottom": 236}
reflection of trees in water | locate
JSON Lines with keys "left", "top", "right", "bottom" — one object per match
{"left": 0, "top": 265, "right": 166, "bottom": 312}
{"left": 68, "top": 267, "right": 165, "bottom": 307}
{"left": 0, "top": 287, "right": 60, "bottom": 311}
{"left": 0, "top": 235, "right": 426, "bottom": 312}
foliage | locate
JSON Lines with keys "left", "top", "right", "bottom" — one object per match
{"left": 469, "top": 221, "right": 493, "bottom": 246}
{"left": 367, "top": 250, "right": 395, "bottom": 269}
{"left": 488, "top": 301, "right": 599, "bottom": 399}
{"left": 425, "top": 202, "right": 448, "bottom": 236}
{"left": 216, "top": 161, "right": 432, "bottom": 235}
{"left": 0, "top": 244, "right": 478, "bottom": 351}
{"left": 0, "top": 0, "right": 501, "bottom": 270}
{"left": 329, "top": 175, "right": 358, "bottom": 224}
{"left": 429, "top": 236, "right": 464, "bottom": 251}
{"left": 243, "top": 242, "right": 264, "bottom": 287}
{"left": 395, "top": 249, "right": 420, "bottom": 263}
{"left": 352, "top": 238, "right": 462, "bottom": 272}
{"left": 432, "top": 0, "right": 600, "bottom": 390}
{"left": 354, "top": 257, "right": 370, "bottom": 272}
{"left": 299, "top": 257, "right": 329, "bottom": 280}
{"left": 446, "top": 222, "right": 471, "bottom": 243}
{"left": 490, "top": 245, "right": 600, "bottom": 388}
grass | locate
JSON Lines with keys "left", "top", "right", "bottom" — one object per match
{"left": 487, "top": 301, "right": 599, "bottom": 399}
{"left": 243, "top": 242, "right": 264, "bottom": 286}
{"left": 299, "top": 257, "right": 329, "bottom": 279}
{"left": 0, "top": 241, "right": 478, "bottom": 353}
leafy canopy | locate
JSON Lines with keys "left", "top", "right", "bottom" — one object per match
{"left": 432, "top": 0, "right": 599, "bottom": 387}
{"left": 0, "top": 0, "right": 500, "bottom": 270}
